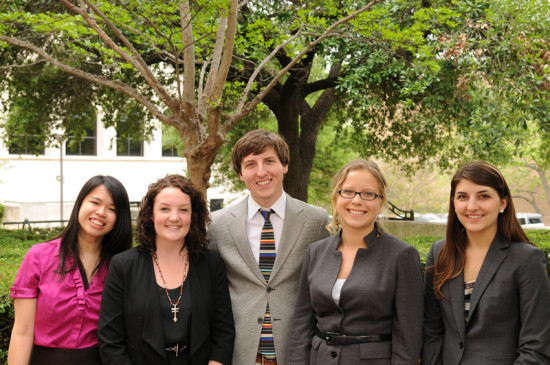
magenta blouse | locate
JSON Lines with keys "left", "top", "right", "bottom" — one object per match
{"left": 10, "top": 239, "right": 109, "bottom": 349}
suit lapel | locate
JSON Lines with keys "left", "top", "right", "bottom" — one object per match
{"left": 141, "top": 255, "right": 167, "bottom": 360}
{"left": 189, "top": 258, "right": 209, "bottom": 356}
{"left": 468, "top": 235, "right": 508, "bottom": 321}
{"left": 448, "top": 271, "right": 466, "bottom": 341}
{"left": 270, "top": 195, "right": 305, "bottom": 280}
{"left": 227, "top": 199, "right": 266, "bottom": 284}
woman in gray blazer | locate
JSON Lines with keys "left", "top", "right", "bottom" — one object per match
{"left": 288, "top": 159, "right": 423, "bottom": 365}
{"left": 423, "top": 161, "right": 550, "bottom": 364}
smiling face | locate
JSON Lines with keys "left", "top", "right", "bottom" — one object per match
{"left": 78, "top": 185, "right": 116, "bottom": 244}
{"left": 335, "top": 169, "right": 383, "bottom": 236}
{"left": 453, "top": 179, "right": 508, "bottom": 240}
{"left": 152, "top": 187, "right": 192, "bottom": 246}
{"left": 239, "top": 147, "right": 288, "bottom": 207}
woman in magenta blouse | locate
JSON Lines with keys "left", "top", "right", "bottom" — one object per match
{"left": 8, "top": 176, "right": 132, "bottom": 365}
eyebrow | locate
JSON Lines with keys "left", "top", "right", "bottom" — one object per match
{"left": 455, "top": 189, "right": 491, "bottom": 194}
{"left": 157, "top": 201, "right": 191, "bottom": 207}
{"left": 90, "top": 195, "right": 115, "bottom": 205}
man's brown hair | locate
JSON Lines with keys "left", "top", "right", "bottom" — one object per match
{"left": 231, "top": 129, "right": 290, "bottom": 176}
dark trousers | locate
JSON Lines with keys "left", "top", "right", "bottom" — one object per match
{"left": 30, "top": 345, "right": 101, "bottom": 365}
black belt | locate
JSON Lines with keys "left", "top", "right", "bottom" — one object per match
{"left": 317, "top": 330, "right": 391, "bottom": 345}
{"left": 165, "top": 343, "right": 187, "bottom": 356}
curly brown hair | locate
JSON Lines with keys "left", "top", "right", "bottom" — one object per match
{"left": 136, "top": 174, "right": 209, "bottom": 259}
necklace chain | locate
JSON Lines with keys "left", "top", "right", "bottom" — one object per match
{"left": 153, "top": 248, "right": 189, "bottom": 323}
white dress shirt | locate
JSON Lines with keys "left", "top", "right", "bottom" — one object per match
{"left": 246, "top": 193, "right": 286, "bottom": 264}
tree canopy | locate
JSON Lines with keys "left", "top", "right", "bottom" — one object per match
{"left": 1, "top": 0, "right": 548, "bottom": 203}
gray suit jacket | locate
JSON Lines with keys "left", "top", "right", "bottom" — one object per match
{"left": 287, "top": 228, "right": 423, "bottom": 365}
{"left": 423, "top": 235, "right": 550, "bottom": 365}
{"left": 208, "top": 193, "right": 330, "bottom": 365}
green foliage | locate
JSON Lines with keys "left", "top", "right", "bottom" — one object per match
{"left": 210, "top": 108, "right": 275, "bottom": 197}
{"left": 1, "top": 0, "right": 549, "bottom": 204}
{"left": 0, "top": 227, "right": 63, "bottom": 363}
{"left": 333, "top": 0, "right": 550, "bottom": 175}
{"left": 0, "top": 204, "right": 4, "bottom": 223}
{"left": 308, "top": 120, "right": 359, "bottom": 211}
{"left": 403, "top": 235, "right": 443, "bottom": 263}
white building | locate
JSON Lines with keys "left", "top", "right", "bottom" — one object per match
{"left": 0, "top": 118, "right": 237, "bottom": 226}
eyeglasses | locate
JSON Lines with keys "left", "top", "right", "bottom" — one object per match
{"left": 338, "top": 189, "right": 383, "bottom": 201}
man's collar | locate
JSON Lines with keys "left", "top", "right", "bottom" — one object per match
{"left": 247, "top": 192, "right": 287, "bottom": 220}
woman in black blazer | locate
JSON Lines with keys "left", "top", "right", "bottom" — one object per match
{"left": 98, "top": 174, "right": 234, "bottom": 365}
{"left": 423, "top": 161, "right": 550, "bottom": 364}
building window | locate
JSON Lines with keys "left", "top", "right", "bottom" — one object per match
{"left": 116, "top": 131, "right": 143, "bottom": 156}
{"left": 66, "top": 125, "right": 97, "bottom": 156}
{"left": 161, "top": 126, "right": 183, "bottom": 157}
{"left": 8, "top": 135, "right": 45, "bottom": 155}
{"left": 162, "top": 145, "right": 180, "bottom": 157}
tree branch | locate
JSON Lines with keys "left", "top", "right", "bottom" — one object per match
{"left": 207, "top": 0, "right": 238, "bottom": 138}
{"left": 61, "top": 0, "right": 180, "bottom": 115}
{"left": 179, "top": 0, "right": 196, "bottom": 110}
{"left": 0, "top": 35, "right": 176, "bottom": 128}
{"left": 225, "top": 0, "right": 386, "bottom": 134}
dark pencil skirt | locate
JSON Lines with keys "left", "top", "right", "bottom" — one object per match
{"left": 30, "top": 344, "right": 101, "bottom": 365}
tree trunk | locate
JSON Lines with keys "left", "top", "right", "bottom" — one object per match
{"left": 181, "top": 129, "right": 224, "bottom": 199}
{"left": 266, "top": 60, "right": 341, "bottom": 202}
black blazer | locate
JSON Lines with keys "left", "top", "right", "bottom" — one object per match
{"left": 423, "top": 235, "right": 550, "bottom": 365}
{"left": 98, "top": 247, "right": 234, "bottom": 365}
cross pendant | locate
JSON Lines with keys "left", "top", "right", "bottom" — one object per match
{"left": 171, "top": 304, "right": 179, "bottom": 323}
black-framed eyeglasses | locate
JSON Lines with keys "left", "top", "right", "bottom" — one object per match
{"left": 338, "top": 189, "right": 383, "bottom": 201}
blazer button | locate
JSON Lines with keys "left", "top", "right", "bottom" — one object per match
{"left": 459, "top": 342, "right": 464, "bottom": 349}
{"left": 337, "top": 308, "right": 342, "bottom": 314}
{"left": 258, "top": 318, "right": 263, "bottom": 324}
{"left": 267, "top": 287, "right": 273, "bottom": 293}
{"left": 331, "top": 351, "right": 337, "bottom": 358}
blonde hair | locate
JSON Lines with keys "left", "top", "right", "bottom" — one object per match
{"left": 326, "top": 159, "right": 387, "bottom": 234}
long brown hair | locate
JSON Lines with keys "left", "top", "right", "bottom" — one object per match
{"left": 431, "top": 161, "right": 533, "bottom": 299}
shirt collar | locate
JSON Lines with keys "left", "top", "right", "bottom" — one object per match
{"left": 247, "top": 192, "right": 287, "bottom": 221}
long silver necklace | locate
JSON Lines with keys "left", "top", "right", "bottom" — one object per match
{"left": 153, "top": 250, "right": 189, "bottom": 323}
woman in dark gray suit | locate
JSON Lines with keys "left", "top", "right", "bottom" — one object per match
{"left": 423, "top": 161, "right": 550, "bottom": 364}
{"left": 288, "top": 159, "right": 423, "bottom": 365}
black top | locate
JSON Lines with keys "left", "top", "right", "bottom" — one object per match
{"left": 159, "top": 278, "right": 192, "bottom": 365}
{"left": 98, "top": 247, "right": 235, "bottom": 365}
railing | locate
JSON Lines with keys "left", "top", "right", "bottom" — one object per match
{"left": 387, "top": 201, "right": 414, "bottom": 221}
{"left": 2, "top": 219, "right": 68, "bottom": 230}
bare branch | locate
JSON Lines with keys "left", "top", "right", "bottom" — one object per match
{"left": 0, "top": 35, "right": 177, "bottom": 128}
{"left": 207, "top": 0, "right": 238, "bottom": 138}
{"left": 61, "top": 0, "right": 179, "bottom": 114}
{"left": 179, "top": 1, "right": 196, "bottom": 107}
{"left": 200, "top": 9, "right": 228, "bottom": 117}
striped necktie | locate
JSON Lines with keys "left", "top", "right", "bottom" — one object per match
{"left": 258, "top": 209, "right": 276, "bottom": 359}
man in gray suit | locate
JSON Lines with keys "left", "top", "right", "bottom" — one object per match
{"left": 208, "top": 129, "right": 330, "bottom": 365}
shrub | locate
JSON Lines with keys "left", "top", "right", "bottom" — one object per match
{"left": 0, "top": 204, "right": 4, "bottom": 223}
{"left": 0, "top": 227, "right": 63, "bottom": 363}
{"left": 0, "top": 227, "right": 548, "bottom": 362}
